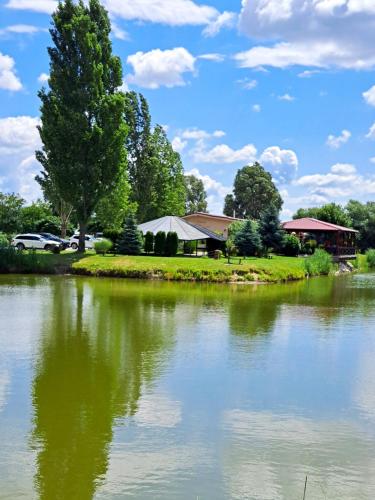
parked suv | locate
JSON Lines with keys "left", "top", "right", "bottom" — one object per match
{"left": 39, "top": 232, "right": 70, "bottom": 249}
{"left": 69, "top": 234, "right": 99, "bottom": 250}
{"left": 11, "top": 234, "right": 62, "bottom": 252}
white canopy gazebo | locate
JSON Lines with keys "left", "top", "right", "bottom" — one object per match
{"left": 138, "top": 216, "right": 209, "bottom": 242}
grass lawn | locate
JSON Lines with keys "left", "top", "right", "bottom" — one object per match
{"left": 71, "top": 254, "right": 307, "bottom": 283}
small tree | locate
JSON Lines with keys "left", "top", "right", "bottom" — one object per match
{"left": 154, "top": 231, "right": 166, "bottom": 255}
{"left": 118, "top": 214, "right": 142, "bottom": 255}
{"left": 259, "top": 205, "right": 284, "bottom": 254}
{"left": 144, "top": 231, "right": 154, "bottom": 254}
{"left": 234, "top": 219, "right": 262, "bottom": 257}
{"left": 283, "top": 234, "right": 301, "bottom": 257}
{"left": 165, "top": 231, "right": 178, "bottom": 256}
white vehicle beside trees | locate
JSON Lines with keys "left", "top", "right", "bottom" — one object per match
{"left": 69, "top": 234, "right": 99, "bottom": 250}
{"left": 11, "top": 234, "right": 62, "bottom": 252}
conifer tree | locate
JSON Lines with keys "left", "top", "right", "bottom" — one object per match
{"left": 144, "top": 231, "right": 154, "bottom": 254}
{"left": 165, "top": 232, "right": 178, "bottom": 256}
{"left": 259, "top": 205, "right": 284, "bottom": 254}
{"left": 118, "top": 214, "right": 142, "bottom": 255}
{"left": 154, "top": 231, "right": 166, "bottom": 255}
{"left": 234, "top": 220, "right": 262, "bottom": 257}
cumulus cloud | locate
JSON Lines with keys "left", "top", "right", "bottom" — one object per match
{"left": 192, "top": 143, "right": 258, "bottom": 164}
{"left": 0, "top": 24, "right": 45, "bottom": 36}
{"left": 326, "top": 129, "right": 351, "bottom": 149}
{"left": 237, "top": 78, "right": 258, "bottom": 90}
{"left": 202, "top": 10, "right": 236, "bottom": 37}
{"left": 186, "top": 167, "right": 231, "bottom": 214}
{"left": 237, "top": 0, "right": 375, "bottom": 70}
{"left": 278, "top": 93, "right": 295, "bottom": 101}
{"left": 198, "top": 53, "right": 225, "bottom": 62}
{"left": 126, "top": 47, "right": 196, "bottom": 89}
{"left": 181, "top": 128, "right": 225, "bottom": 140}
{"left": 260, "top": 146, "right": 298, "bottom": 183}
{"left": 366, "top": 123, "right": 375, "bottom": 140}
{"left": 0, "top": 52, "right": 22, "bottom": 91}
{"left": 171, "top": 136, "right": 187, "bottom": 153}
{"left": 0, "top": 116, "right": 42, "bottom": 201}
{"left": 38, "top": 72, "right": 49, "bottom": 83}
{"left": 363, "top": 85, "right": 375, "bottom": 106}
{"left": 5, "top": 0, "right": 56, "bottom": 13}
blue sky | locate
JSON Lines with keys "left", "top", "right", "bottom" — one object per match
{"left": 1, "top": 0, "right": 375, "bottom": 218}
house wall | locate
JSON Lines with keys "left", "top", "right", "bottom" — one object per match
{"left": 183, "top": 214, "right": 236, "bottom": 239}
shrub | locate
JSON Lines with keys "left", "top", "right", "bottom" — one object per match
{"left": 144, "top": 231, "right": 154, "bottom": 254}
{"left": 304, "top": 249, "right": 333, "bottom": 276}
{"left": 102, "top": 230, "right": 122, "bottom": 250}
{"left": 94, "top": 238, "right": 113, "bottom": 255}
{"left": 0, "top": 232, "right": 9, "bottom": 247}
{"left": 165, "top": 231, "right": 178, "bottom": 256}
{"left": 154, "top": 231, "right": 166, "bottom": 255}
{"left": 118, "top": 214, "right": 143, "bottom": 255}
{"left": 282, "top": 234, "right": 301, "bottom": 256}
{"left": 184, "top": 240, "right": 196, "bottom": 254}
{"left": 302, "top": 239, "right": 317, "bottom": 255}
{"left": 366, "top": 249, "right": 375, "bottom": 268}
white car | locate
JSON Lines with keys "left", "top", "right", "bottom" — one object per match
{"left": 11, "top": 233, "right": 62, "bottom": 251}
{"left": 69, "top": 234, "right": 99, "bottom": 250}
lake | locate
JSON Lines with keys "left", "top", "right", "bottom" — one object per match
{"left": 1, "top": 274, "right": 375, "bottom": 499}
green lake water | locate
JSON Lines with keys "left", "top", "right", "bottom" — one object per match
{"left": 1, "top": 274, "right": 375, "bottom": 499}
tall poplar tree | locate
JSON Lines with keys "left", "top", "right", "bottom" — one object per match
{"left": 36, "top": 0, "right": 127, "bottom": 251}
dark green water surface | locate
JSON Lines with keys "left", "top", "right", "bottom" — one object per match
{"left": 1, "top": 274, "right": 375, "bottom": 499}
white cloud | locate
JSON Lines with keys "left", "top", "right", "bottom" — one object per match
{"left": 260, "top": 146, "right": 298, "bottom": 183}
{"left": 110, "top": 21, "right": 129, "bottom": 41}
{"left": 202, "top": 10, "right": 236, "bottom": 37}
{"left": 298, "top": 69, "right": 321, "bottom": 78}
{"left": 186, "top": 168, "right": 231, "bottom": 214}
{"left": 252, "top": 104, "right": 261, "bottom": 112}
{"left": 0, "top": 24, "right": 45, "bottom": 36}
{"left": 5, "top": 0, "right": 56, "bottom": 13}
{"left": 237, "top": 0, "right": 375, "bottom": 70}
{"left": 237, "top": 78, "right": 258, "bottom": 90}
{"left": 37, "top": 72, "right": 49, "bottom": 83}
{"left": 278, "top": 93, "right": 295, "bottom": 101}
{"left": 171, "top": 136, "right": 187, "bottom": 153}
{"left": 363, "top": 85, "right": 375, "bottom": 106}
{"left": 0, "top": 116, "right": 42, "bottom": 202}
{"left": 192, "top": 143, "right": 257, "bottom": 164}
{"left": 181, "top": 127, "right": 225, "bottom": 140}
{"left": 0, "top": 52, "right": 22, "bottom": 91}
{"left": 126, "top": 47, "right": 196, "bottom": 89}
{"left": 198, "top": 53, "right": 225, "bottom": 62}
{"left": 370, "top": 157, "right": 375, "bottom": 164}
{"left": 295, "top": 163, "right": 357, "bottom": 187}
{"left": 366, "top": 123, "right": 375, "bottom": 140}
{"left": 326, "top": 129, "right": 351, "bottom": 149}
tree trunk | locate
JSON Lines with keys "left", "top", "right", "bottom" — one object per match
{"left": 78, "top": 221, "right": 87, "bottom": 253}
{"left": 61, "top": 218, "right": 67, "bottom": 239}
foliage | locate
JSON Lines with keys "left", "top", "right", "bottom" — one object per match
{"left": 0, "top": 232, "right": 9, "bottom": 247}
{"left": 223, "top": 194, "right": 236, "bottom": 218}
{"left": 224, "top": 163, "right": 283, "bottom": 220}
{"left": 94, "top": 168, "right": 133, "bottom": 232}
{"left": 346, "top": 200, "right": 375, "bottom": 251}
{"left": 259, "top": 204, "right": 284, "bottom": 253}
{"left": 165, "top": 232, "right": 179, "bottom": 257}
{"left": 184, "top": 174, "right": 208, "bottom": 214}
{"left": 0, "top": 192, "right": 24, "bottom": 234}
{"left": 36, "top": 0, "right": 127, "bottom": 251}
{"left": 293, "top": 203, "right": 351, "bottom": 228}
{"left": 102, "top": 229, "right": 122, "bottom": 250}
{"left": 154, "top": 231, "right": 166, "bottom": 256}
{"left": 144, "top": 231, "right": 154, "bottom": 254}
{"left": 94, "top": 238, "right": 113, "bottom": 255}
{"left": 184, "top": 240, "right": 196, "bottom": 254}
{"left": 282, "top": 234, "right": 301, "bottom": 257}
{"left": 304, "top": 249, "right": 333, "bottom": 276}
{"left": 20, "top": 200, "right": 53, "bottom": 233}
{"left": 366, "top": 249, "right": 375, "bottom": 268}
{"left": 118, "top": 214, "right": 143, "bottom": 256}
{"left": 125, "top": 94, "right": 186, "bottom": 222}
{"left": 302, "top": 239, "right": 317, "bottom": 255}
{"left": 226, "top": 239, "right": 237, "bottom": 257}
{"left": 234, "top": 220, "right": 262, "bottom": 257}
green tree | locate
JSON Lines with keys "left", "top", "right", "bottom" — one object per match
{"left": 118, "top": 214, "right": 142, "bottom": 255}
{"left": 283, "top": 234, "right": 301, "bottom": 256}
{"left": 36, "top": 173, "right": 74, "bottom": 238}
{"left": 224, "top": 163, "right": 282, "bottom": 220}
{"left": 234, "top": 219, "right": 262, "bottom": 257}
{"left": 0, "top": 192, "right": 24, "bottom": 234}
{"left": 293, "top": 207, "right": 320, "bottom": 220}
{"left": 259, "top": 205, "right": 284, "bottom": 253}
{"left": 144, "top": 231, "right": 154, "bottom": 254}
{"left": 154, "top": 231, "right": 166, "bottom": 255}
{"left": 223, "top": 194, "right": 236, "bottom": 218}
{"left": 165, "top": 231, "right": 179, "bottom": 256}
{"left": 20, "top": 200, "right": 53, "bottom": 233}
{"left": 36, "top": 0, "right": 127, "bottom": 252}
{"left": 94, "top": 168, "right": 133, "bottom": 232}
{"left": 293, "top": 203, "right": 351, "bottom": 227}
{"left": 346, "top": 200, "right": 375, "bottom": 250}
{"left": 184, "top": 174, "right": 208, "bottom": 214}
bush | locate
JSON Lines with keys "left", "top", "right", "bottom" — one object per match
{"left": 302, "top": 239, "right": 317, "bottom": 255}
{"left": 94, "top": 238, "right": 113, "bottom": 255}
{"left": 144, "top": 231, "right": 154, "bottom": 254}
{"left": 282, "top": 234, "right": 301, "bottom": 256}
{"left": 184, "top": 240, "right": 196, "bottom": 254}
{"left": 154, "top": 231, "right": 166, "bottom": 255}
{"left": 165, "top": 231, "right": 178, "bottom": 256}
{"left": 304, "top": 249, "right": 333, "bottom": 276}
{"left": 0, "top": 232, "right": 9, "bottom": 247}
{"left": 366, "top": 249, "right": 375, "bottom": 268}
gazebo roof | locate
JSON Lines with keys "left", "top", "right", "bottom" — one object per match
{"left": 138, "top": 216, "right": 213, "bottom": 241}
{"left": 282, "top": 218, "right": 358, "bottom": 233}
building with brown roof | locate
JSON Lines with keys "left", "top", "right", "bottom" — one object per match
{"left": 182, "top": 212, "right": 240, "bottom": 240}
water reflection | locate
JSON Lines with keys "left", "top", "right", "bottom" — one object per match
{"left": 31, "top": 278, "right": 176, "bottom": 499}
